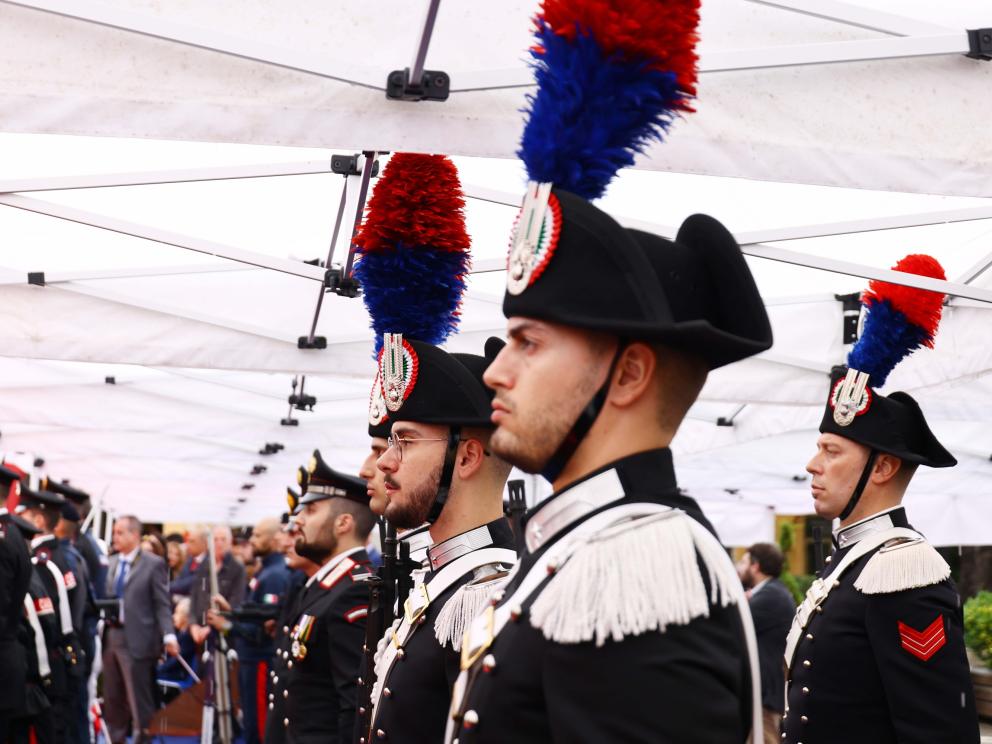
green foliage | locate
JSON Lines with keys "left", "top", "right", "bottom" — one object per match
{"left": 780, "top": 572, "right": 815, "bottom": 606}
{"left": 778, "top": 521, "right": 795, "bottom": 572}
{"left": 964, "top": 591, "right": 992, "bottom": 663}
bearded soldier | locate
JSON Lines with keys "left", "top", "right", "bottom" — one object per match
{"left": 363, "top": 338, "right": 517, "bottom": 744}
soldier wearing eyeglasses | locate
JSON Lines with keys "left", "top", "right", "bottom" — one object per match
{"left": 361, "top": 337, "right": 517, "bottom": 744}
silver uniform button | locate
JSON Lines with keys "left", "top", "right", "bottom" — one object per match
{"left": 801, "top": 715, "right": 808, "bottom": 723}
{"left": 283, "top": 718, "right": 289, "bottom": 727}
{"left": 283, "top": 690, "right": 289, "bottom": 699}
{"left": 463, "top": 710, "right": 480, "bottom": 730}
{"left": 802, "top": 660, "right": 811, "bottom": 668}
{"left": 805, "top": 633, "right": 813, "bottom": 641}
{"left": 376, "top": 729, "right": 386, "bottom": 739}
{"left": 802, "top": 686, "right": 810, "bottom": 695}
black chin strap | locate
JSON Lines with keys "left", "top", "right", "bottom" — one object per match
{"left": 839, "top": 449, "right": 878, "bottom": 522}
{"left": 540, "top": 342, "right": 626, "bottom": 483}
{"left": 426, "top": 427, "right": 462, "bottom": 524}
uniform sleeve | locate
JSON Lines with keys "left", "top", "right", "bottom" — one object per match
{"left": 541, "top": 611, "right": 750, "bottom": 744}
{"left": 229, "top": 570, "right": 290, "bottom": 644}
{"left": 865, "top": 581, "right": 980, "bottom": 744}
{"left": 327, "top": 583, "right": 368, "bottom": 744}
{"left": 152, "top": 557, "right": 176, "bottom": 641}
{"left": 228, "top": 561, "right": 247, "bottom": 610}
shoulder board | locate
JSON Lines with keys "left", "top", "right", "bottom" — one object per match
{"left": 319, "top": 557, "right": 357, "bottom": 590}
{"left": 434, "top": 573, "right": 507, "bottom": 651}
{"left": 854, "top": 537, "right": 950, "bottom": 595}
{"left": 530, "top": 510, "right": 740, "bottom": 646}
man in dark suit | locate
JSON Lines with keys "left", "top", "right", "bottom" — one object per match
{"left": 738, "top": 542, "right": 795, "bottom": 741}
{"left": 102, "top": 515, "right": 178, "bottom": 744}
{"left": 169, "top": 526, "right": 208, "bottom": 597}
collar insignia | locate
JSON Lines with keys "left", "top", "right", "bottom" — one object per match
{"left": 506, "top": 184, "right": 561, "bottom": 296}
{"left": 380, "top": 333, "right": 419, "bottom": 413}
{"left": 830, "top": 368, "right": 872, "bottom": 426}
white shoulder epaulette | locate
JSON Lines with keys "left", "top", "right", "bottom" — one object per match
{"left": 853, "top": 536, "right": 950, "bottom": 595}
{"left": 434, "top": 566, "right": 510, "bottom": 651}
{"left": 529, "top": 510, "right": 739, "bottom": 647}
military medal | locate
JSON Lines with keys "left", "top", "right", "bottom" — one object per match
{"left": 291, "top": 614, "right": 315, "bottom": 660}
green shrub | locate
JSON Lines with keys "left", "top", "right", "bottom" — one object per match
{"left": 779, "top": 573, "right": 814, "bottom": 606}
{"left": 964, "top": 591, "right": 992, "bottom": 663}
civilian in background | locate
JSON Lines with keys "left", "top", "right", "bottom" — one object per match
{"left": 738, "top": 542, "right": 795, "bottom": 742}
{"left": 140, "top": 533, "right": 166, "bottom": 559}
{"left": 189, "top": 525, "right": 246, "bottom": 645}
{"left": 170, "top": 526, "right": 208, "bottom": 597}
{"left": 164, "top": 534, "right": 186, "bottom": 583}
{"left": 155, "top": 597, "right": 197, "bottom": 701}
{"left": 103, "top": 515, "right": 178, "bottom": 744}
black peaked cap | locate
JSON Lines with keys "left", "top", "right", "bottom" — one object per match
{"left": 0, "top": 464, "right": 23, "bottom": 487}
{"left": 7, "top": 512, "right": 41, "bottom": 537}
{"left": 503, "top": 189, "right": 772, "bottom": 369}
{"left": 300, "top": 449, "right": 368, "bottom": 506}
{"left": 40, "top": 477, "right": 90, "bottom": 504}
{"left": 819, "top": 367, "right": 955, "bottom": 468}
{"left": 18, "top": 487, "right": 65, "bottom": 511}
{"left": 60, "top": 501, "right": 81, "bottom": 522}
{"left": 391, "top": 339, "right": 495, "bottom": 429}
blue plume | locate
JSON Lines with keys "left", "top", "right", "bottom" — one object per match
{"left": 352, "top": 245, "right": 470, "bottom": 355}
{"left": 519, "top": 22, "right": 685, "bottom": 200}
{"left": 847, "top": 299, "right": 931, "bottom": 388}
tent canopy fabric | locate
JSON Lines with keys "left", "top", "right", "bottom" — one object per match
{"left": 0, "top": 0, "right": 989, "bottom": 544}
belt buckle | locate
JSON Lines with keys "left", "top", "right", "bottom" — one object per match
{"left": 460, "top": 605, "right": 495, "bottom": 671}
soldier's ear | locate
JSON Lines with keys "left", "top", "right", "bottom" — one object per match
{"left": 609, "top": 342, "right": 657, "bottom": 409}
{"left": 871, "top": 453, "right": 903, "bottom": 486}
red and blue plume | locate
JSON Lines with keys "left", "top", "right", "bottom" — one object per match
{"left": 352, "top": 153, "right": 471, "bottom": 354}
{"left": 520, "top": 0, "right": 701, "bottom": 200}
{"left": 847, "top": 254, "right": 946, "bottom": 388}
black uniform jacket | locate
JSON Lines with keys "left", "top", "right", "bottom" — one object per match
{"left": 265, "top": 568, "right": 307, "bottom": 744}
{"left": 453, "top": 449, "right": 752, "bottom": 744}
{"left": 31, "top": 535, "right": 81, "bottom": 682}
{"left": 370, "top": 518, "right": 515, "bottom": 744}
{"left": 285, "top": 548, "right": 371, "bottom": 744}
{"left": 784, "top": 507, "right": 979, "bottom": 744}
{"left": 0, "top": 512, "right": 33, "bottom": 714}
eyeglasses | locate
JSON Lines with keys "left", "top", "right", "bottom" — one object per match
{"left": 385, "top": 435, "right": 448, "bottom": 463}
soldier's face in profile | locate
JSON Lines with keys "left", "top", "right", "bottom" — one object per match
{"left": 806, "top": 433, "right": 872, "bottom": 519}
{"left": 377, "top": 422, "right": 445, "bottom": 530}
{"left": 484, "top": 317, "right": 612, "bottom": 475}
{"left": 295, "top": 500, "right": 339, "bottom": 563}
{"left": 360, "top": 437, "right": 390, "bottom": 516}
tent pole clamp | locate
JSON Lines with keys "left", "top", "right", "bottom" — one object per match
{"left": 299, "top": 152, "right": 379, "bottom": 350}
{"left": 966, "top": 29, "right": 992, "bottom": 60}
{"left": 386, "top": 0, "right": 449, "bottom": 101}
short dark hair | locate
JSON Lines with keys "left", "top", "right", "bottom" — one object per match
{"left": 330, "top": 499, "right": 377, "bottom": 541}
{"left": 117, "top": 515, "right": 142, "bottom": 536}
{"left": 164, "top": 532, "right": 185, "bottom": 544}
{"left": 39, "top": 507, "right": 60, "bottom": 533}
{"left": 747, "top": 542, "right": 784, "bottom": 579}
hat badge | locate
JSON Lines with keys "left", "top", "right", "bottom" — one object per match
{"left": 506, "top": 183, "right": 561, "bottom": 296}
{"left": 380, "top": 333, "right": 419, "bottom": 413}
{"left": 830, "top": 368, "right": 873, "bottom": 426}
{"left": 368, "top": 369, "right": 389, "bottom": 426}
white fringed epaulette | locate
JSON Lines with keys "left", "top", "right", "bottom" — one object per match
{"left": 529, "top": 510, "right": 740, "bottom": 647}
{"left": 854, "top": 536, "right": 950, "bottom": 595}
{"left": 434, "top": 573, "right": 507, "bottom": 651}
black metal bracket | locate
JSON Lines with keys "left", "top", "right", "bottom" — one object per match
{"left": 325, "top": 266, "right": 361, "bottom": 298}
{"left": 331, "top": 154, "right": 381, "bottom": 177}
{"left": 27, "top": 272, "right": 45, "bottom": 286}
{"left": 967, "top": 28, "right": 992, "bottom": 60}
{"left": 716, "top": 404, "right": 747, "bottom": 427}
{"left": 258, "top": 442, "right": 284, "bottom": 455}
{"left": 835, "top": 292, "right": 861, "bottom": 345}
{"left": 386, "top": 68, "right": 450, "bottom": 102}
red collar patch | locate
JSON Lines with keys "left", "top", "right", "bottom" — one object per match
{"left": 898, "top": 615, "right": 946, "bottom": 661}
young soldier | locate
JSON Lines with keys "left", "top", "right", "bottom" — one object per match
{"left": 284, "top": 452, "right": 374, "bottom": 744}
{"left": 783, "top": 260, "right": 979, "bottom": 743}
{"left": 364, "top": 339, "right": 517, "bottom": 744}
{"left": 447, "top": 191, "right": 773, "bottom": 743}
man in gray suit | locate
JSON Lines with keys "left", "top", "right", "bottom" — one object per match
{"left": 102, "top": 515, "right": 178, "bottom": 744}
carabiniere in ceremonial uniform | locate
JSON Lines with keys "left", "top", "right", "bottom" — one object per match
{"left": 783, "top": 261, "right": 980, "bottom": 744}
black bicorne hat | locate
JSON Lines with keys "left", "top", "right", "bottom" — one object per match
{"left": 8, "top": 512, "right": 40, "bottom": 537}
{"left": 503, "top": 189, "right": 772, "bottom": 369}
{"left": 378, "top": 337, "right": 495, "bottom": 429}
{"left": 40, "top": 477, "right": 90, "bottom": 504}
{"left": 300, "top": 449, "right": 368, "bottom": 506}
{"left": 819, "top": 366, "right": 955, "bottom": 468}
{"left": 0, "top": 464, "right": 23, "bottom": 487}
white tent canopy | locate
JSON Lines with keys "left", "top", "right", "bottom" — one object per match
{"left": 0, "top": 0, "right": 990, "bottom": 545}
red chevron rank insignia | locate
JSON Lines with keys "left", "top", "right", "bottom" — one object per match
{"left": 898, "top": 615, "right": 946, "bottom": 661}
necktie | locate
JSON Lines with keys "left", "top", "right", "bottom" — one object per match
{"left": 115, "top": 558, "right": 130, "bottom": 599}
